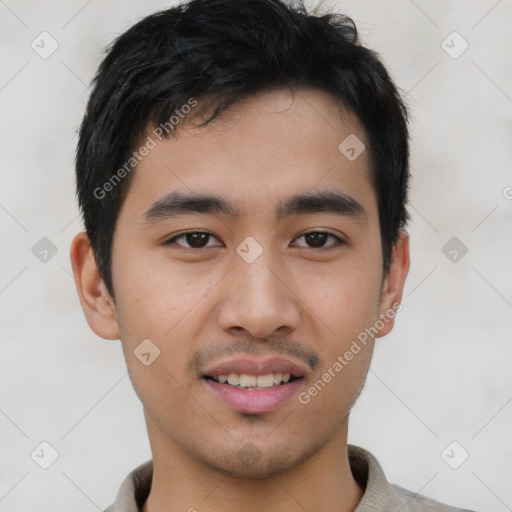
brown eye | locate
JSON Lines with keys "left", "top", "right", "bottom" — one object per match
{"left": 166, "top": 231, "right": 221, "bottom": 249}
{"left": 293, "top": 231, "right": 343, "bottom": 249}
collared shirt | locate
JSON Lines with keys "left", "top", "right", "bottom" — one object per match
{"left": 104, "top": 444, "right": 476, "bottom": 512}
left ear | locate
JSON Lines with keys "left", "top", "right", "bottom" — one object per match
{"left": 375, "top": 231, "right": 410, "bottom": 338}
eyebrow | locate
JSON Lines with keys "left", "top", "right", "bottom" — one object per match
{"left": 143, "top": 189, "right": 367, "bottom": 223}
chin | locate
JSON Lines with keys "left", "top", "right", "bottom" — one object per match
{"left": 194, "top": 439, "right": 320, "bottom": 480}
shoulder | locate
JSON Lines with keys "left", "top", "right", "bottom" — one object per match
{"left": 387, "top": 482, "right": 477, "bottom": 512}
{"left": 103, "top": 459, "right": 153, "bottom": 512}
{"left": 348, "top": 445, "right": 477, "bottom": 512}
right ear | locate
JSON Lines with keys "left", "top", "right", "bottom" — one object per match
{"left": 70, "top": 231, "right": 120, "bottom": 340}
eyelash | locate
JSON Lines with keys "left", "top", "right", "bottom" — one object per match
{"left": 164, "top": 230, "right": 344, "bottom": 252}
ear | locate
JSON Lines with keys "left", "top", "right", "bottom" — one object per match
{"left": 375, "top": 231, "right": 410, "bottom": 338}
{"left": 70, "top": 231, "right": 120, "bottom": 340}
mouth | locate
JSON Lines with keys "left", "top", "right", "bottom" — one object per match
{"left": 201, "top": 358, "right": 306, "bottom": 414}
{"left": 203, "top": 372, "right": 302, "bottom": 389}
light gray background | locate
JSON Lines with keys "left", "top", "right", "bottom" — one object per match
{"left": 1, "top": 0, "right": 511, "bottom": 510}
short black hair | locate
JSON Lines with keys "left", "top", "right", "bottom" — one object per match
{"left": 76, "top": 0, "right": 410, "bottom": 298}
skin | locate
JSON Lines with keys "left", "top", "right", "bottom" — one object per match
{"left": 71, "top": 88, "right": 409, "bottom": 512}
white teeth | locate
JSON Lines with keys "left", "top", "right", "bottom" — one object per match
{"left": 273, "top": 372, "right": 283, "bottom": 384}
{"left": 256, "top": 374, "right": 275, "bottom": 388}
{"left": 214, "top": 372, "right": 295, "bottom": 388}
{"left": 227, "top": 373, "right": 239, "bottom": 386}
{"left": 239, "top": 374, "right": 256, "bottom": 387}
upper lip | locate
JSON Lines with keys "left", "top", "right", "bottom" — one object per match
{"left": 202, "top": 357, "right": 307, "bottom": 379}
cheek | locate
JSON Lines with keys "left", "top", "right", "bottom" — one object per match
{"left": 291, "top": 259, "right": 380, "bottom": 393}
{"left": 298, "top": 346, "right": 372, "bottom": 429}
{"left": 112, "top": 262, "right": 204, "bottom": 418}
{"left": 111, "top": 253, "right": 222, "bottom": 390}
{"left": 295, "top": 272, "right": 378, "bottom": 417}
{"left": 292, "top": 256, "right": 382, "bottom": 330}
{"left": 113, "top": 250, "right": 222, "bottom": 339}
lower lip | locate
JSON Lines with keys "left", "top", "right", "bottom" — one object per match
{"left": 203, "top": 378, "right": 303, "bottom": 414}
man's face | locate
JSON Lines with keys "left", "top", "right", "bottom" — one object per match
{"left": 106, "top": 88, "right": 399, "bottom": 478}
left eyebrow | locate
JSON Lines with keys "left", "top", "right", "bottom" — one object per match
{"left": 276, "top": 190, "right": 367, "bottom": 222}
{"left": 142, "top": 189, "right": 367, "bottom": 223}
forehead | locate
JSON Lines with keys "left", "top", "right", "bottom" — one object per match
{"left": 119, "top": 88, "right": 376, "bottom": 221}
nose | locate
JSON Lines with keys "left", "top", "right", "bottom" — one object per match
{"left": 216, "top": 253, "right": 301, "bottom": 339}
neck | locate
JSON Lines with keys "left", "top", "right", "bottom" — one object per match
{"left": 141, "top": 415, "right": 364, "bottom": 512}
